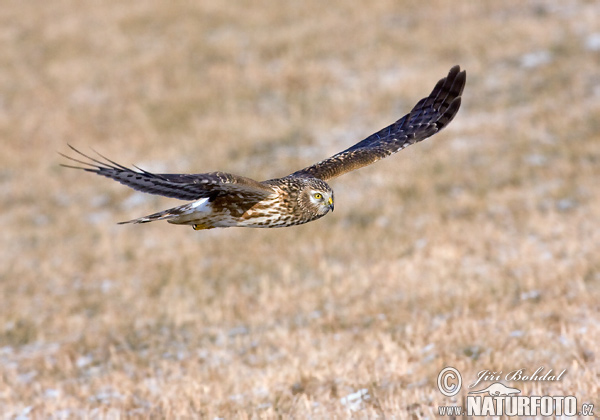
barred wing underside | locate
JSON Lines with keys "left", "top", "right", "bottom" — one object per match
{"left": 60, "top": 146, "right": 275, "bottom": 201}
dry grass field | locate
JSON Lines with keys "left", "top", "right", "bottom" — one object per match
{"left": 1, "top": 0, "right": 600, "bottom": 418}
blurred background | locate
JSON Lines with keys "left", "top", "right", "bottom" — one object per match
{"left": 1, "top": 0, "right": 599, "bottom": 417}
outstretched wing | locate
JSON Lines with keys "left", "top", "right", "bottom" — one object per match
{"left": 60, "top": 145, "right": 275, "bottom": 201}
{"left": 290, "top": 65, "right": 466, "bottom": 181}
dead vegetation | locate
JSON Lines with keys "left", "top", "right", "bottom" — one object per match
{"left": 1, "top": 0, "right": 599, "bottom": 417}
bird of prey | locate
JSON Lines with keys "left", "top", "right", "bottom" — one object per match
{"left": 62, "top": 65, "right": 466, "bottom": 230}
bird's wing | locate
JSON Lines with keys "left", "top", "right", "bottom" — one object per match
{"left": 60, "top": 145, "right": 275, "bottom": 201}
{"left": 289, "top": 65, "right": 466, "bottom": 181}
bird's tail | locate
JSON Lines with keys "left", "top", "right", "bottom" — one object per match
{"left": 118, "top": 199, "right": 208, "bottom": 225}
{"left": 118, "top": 207, "right": 183, "bottom": 225}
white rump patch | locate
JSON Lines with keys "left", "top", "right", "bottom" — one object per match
{"left": 191, "top": 197, "right": 210, "bottom": 209}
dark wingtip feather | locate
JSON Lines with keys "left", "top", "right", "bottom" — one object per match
{"left": 436, "top": 97, "right": 462, "bottom": 130}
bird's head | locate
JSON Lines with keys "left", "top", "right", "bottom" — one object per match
{"left": 300, "top": 178, "right": 334, "bottom": 216}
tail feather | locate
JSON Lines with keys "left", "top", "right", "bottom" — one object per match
{"left": 118, "top": 207, "right": 183, "bottom": 225}
{"left": 118, "top": 200, "right": 206, "bottom": 225}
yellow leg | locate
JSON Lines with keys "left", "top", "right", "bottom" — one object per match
{"left": 192, "top": 223, "right": 213, "bottom": 230}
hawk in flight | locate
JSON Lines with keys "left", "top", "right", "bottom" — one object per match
{"left": 62, "top": 66, "right": 466, "bottom": 230}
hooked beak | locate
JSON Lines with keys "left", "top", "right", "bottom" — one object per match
{"left": 328, "top": 196, "right": 334, "bottom": 212}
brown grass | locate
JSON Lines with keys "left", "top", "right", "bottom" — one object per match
{"left": 1, "top": 0, "right": 599, "bottom": 418}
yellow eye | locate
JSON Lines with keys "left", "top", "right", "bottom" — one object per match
{"left": 313, "top": 193, "right": 323, "bottom": 200}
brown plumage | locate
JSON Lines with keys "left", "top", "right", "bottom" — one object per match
{"left": 61, "top": 66, "right": 466, "bottom": 229}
